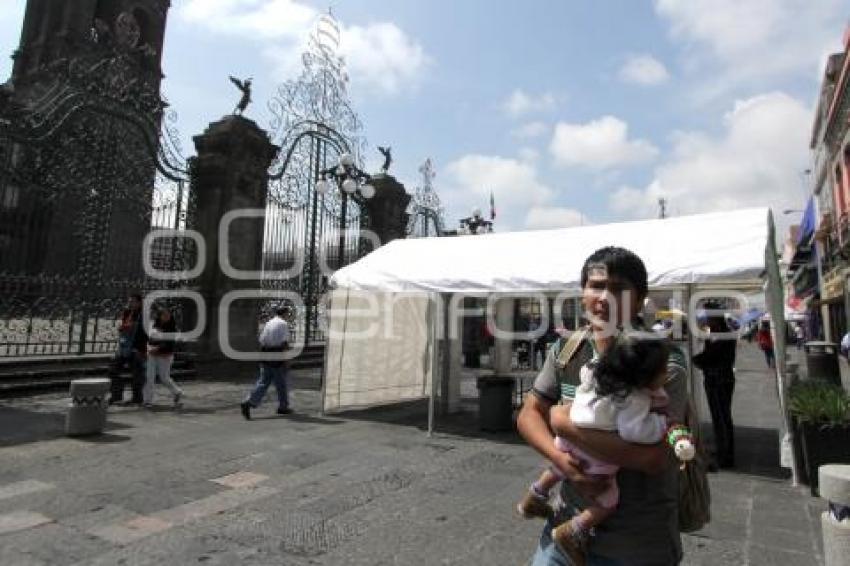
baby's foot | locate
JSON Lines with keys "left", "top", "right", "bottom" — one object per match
{"left": 516, "top": 489, "right": 553, "bottom": 520}
{"left": 552, "top": 518, "right": 589, "bottom": 566}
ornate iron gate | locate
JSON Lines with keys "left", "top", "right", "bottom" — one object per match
{"left": 0, "top": 50, "right": 192, "bottom": 358}
{"left": 262, "top": 12, "right": 370, "bottom": 344}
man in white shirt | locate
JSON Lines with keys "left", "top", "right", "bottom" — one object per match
{"left": 241, "top": 305, "right": 292, "bottom": 419}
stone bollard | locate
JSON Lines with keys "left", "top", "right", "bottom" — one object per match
{"left": 66, "top": 378, "right": 111, "bottom": 436}
{"left": 819, "top": 464, "right": 850, "bottom": 566}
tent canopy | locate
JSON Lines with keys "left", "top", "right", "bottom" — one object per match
{"left": 331, "top": 208, "right": 770, "bottom": 294}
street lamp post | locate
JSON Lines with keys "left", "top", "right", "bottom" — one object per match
{"left": 315, "top": 152, "right": 375, "bottom": 270}
{"left": 459, "top": 207, "right": 493, "bottom": 235}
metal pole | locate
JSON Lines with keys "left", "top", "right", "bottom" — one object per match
{"left": 338, "top": 189, "right": 347, "bottom": 271}
{"left": 427, "top": 293, "right": 439, "bottom": 436}
{"left": 440, "top": 292, "right": 451, "bottom": 415}
{"left": 305, "top": 137, "right": 322, "bottom": 345}
{"left": 684, "top": 284, "right": 702, "bottom": 428}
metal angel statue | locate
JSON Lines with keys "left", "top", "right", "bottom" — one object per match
{"left": 378, "top": 146, "right": 392, "bottom": 173}
{"left": 229, "top": 76, "right": 253, "bottom": 115}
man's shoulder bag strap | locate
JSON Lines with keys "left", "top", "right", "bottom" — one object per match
{"left": 555, "top": 327, "right": 591, "bottom": 369}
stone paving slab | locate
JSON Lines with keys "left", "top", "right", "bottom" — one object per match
{"left": 0, "top": 346, "right": 829, "bottom": 565}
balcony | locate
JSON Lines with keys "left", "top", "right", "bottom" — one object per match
{"left": 815, "top": 211, "right": 833, "bottom": 241}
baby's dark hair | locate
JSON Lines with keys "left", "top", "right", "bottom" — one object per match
{"left": 594, "top": 331, "right": 670, "bottom": 401}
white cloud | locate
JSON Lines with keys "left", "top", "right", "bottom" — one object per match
{"left": 181, "top": 0, "right": 316, "bottom": 40}
{"left": 512, "top": 121, "right": 549, "bottom": 139}
{"left": 179, "top": 0, "right": 430, "bottom": 96}
{"left": 342, "top": 23, "right": 431, "bottom": 95}
{"left": 518, "top": 147, "right": 541, "bottom": 164}
{"left": 550, "top": 116, "right": 659, "bottom": 170}
{"left": 654, "top": 0, "right": 846, "bottom": 95}
{"left": 502, "top": 90, "right": 557, "bottom": 118}
{"left": 525, "top": 207, "right": 590, "bottom": 230}
{"left": 610, "top": 91, "right": 811, "bottom": 219}
{"left": 618, "top": 55, "right": 670, "bottom": 86}
{"left": 442, "top": 154, "right": 557, "bottom": 232}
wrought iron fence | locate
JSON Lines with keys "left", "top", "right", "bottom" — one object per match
{"left": 0, "top": 47, "right": 193, "bottom": 359}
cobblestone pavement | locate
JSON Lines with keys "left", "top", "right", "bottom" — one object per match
{"left": 0, "top": 343, "right": 826, "bottom": 565}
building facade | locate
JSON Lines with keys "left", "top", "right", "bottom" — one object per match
{"left": 808, "top": 26, "right": 850, "bottom": 342}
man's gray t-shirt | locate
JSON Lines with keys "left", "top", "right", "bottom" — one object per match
{"left": 532, "top": 337, "right": 688, "bottom": 565}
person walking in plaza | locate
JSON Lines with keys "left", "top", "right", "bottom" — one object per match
{"left": 241, "top": 305, "right": 292, "bottom": 420}
{"left": 756, "top": 320, "right": 774, "bottom": 368}
{"left": 517, "top": 246, "right": 689, "bottom": 565}
{"left": 692, "top": 304, "right": 738, "bottom": 469}
{"left": 108, "top": 293, "right": 148, "bottom": 405}
{"left": 143, "top": 306, "right": 183, "bottom": 409}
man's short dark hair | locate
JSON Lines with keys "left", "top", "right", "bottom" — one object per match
{"left": 275, "top": 305, "right": 290, "bottom": 317}
{"left": 580, "top": 246, "right": 648, "bottom": 298}
{"left": 129, "top": 292, "right": 142, "bottom": 302}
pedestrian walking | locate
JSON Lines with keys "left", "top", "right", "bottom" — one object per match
{"left": 517, "top": 246, "right": 690, "bottom": 565}
{"left": 756, "top": 321, "right": 774, "bottom": 368}
{"left": 241, "top": 305, "right": 292, "bottom": 420}
{"left": 692, "top": 304, "right": 737, "bottom": 469}
{"left": 108, "top": 293, "right": 148, "bottom": 405}
{"left": 143, "top": 306, "right": 183, "bottom": 409}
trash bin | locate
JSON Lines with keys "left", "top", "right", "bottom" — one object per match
{"left": 477, "top": 376, "right": 516, "bottom": 432}
{"left": 804, "top": 342, "right": 841, "bottom": 386}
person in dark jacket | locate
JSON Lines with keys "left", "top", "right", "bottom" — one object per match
{"left": 693, "top": 305, "right": 738, "bottom": 469}
{"left": 108, "top": 293, "right": 148, "bottom": 405}
{"left": 143, "top": 306, "right": 183, "bottom": 408}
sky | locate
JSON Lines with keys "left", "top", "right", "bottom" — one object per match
{"left": 0, "top": 0, "right": 847, "bottom": 235}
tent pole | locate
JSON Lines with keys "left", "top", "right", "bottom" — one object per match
{"left": 684, "top": 284, "right": 701, "bottom": 427}
{"left": 427, "top": 293, "right": 440, "bottom": 437}
{"left": 764, "top": 210, "right": 799, "bottom": 485}
{"left": 440, "top": 293, "right": 452, "bottom": 416}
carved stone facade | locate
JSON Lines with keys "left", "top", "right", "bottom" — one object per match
{"left": 11, "top": 0, "right": 169, "bottom": 90}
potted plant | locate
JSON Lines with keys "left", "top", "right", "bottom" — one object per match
{"left": 789, "top": 382, "right": 850, "bottom": 496}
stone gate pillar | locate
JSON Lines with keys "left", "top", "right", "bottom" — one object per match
{"left": 190, "top": 115, "right": 278, "bottom": 364}
{"left": 361, "top": 173, "right": 411, "bottom": 249}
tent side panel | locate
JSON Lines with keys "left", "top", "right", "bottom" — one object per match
{"left": 323, "top": 292, "right": 433, "bottom": 413}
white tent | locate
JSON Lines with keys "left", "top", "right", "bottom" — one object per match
{"left": 323, "top": 208, "right": 797, "bottom": 478}
{"left": 332, "top": 208, "right": 769, "bottom": 293}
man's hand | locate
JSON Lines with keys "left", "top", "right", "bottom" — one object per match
{"left": 549, "top": 449, "right": 609, "bottom": 500}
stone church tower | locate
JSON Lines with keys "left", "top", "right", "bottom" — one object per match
{"left": 11, "top": 0, "right": 170, "bottom": 89}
